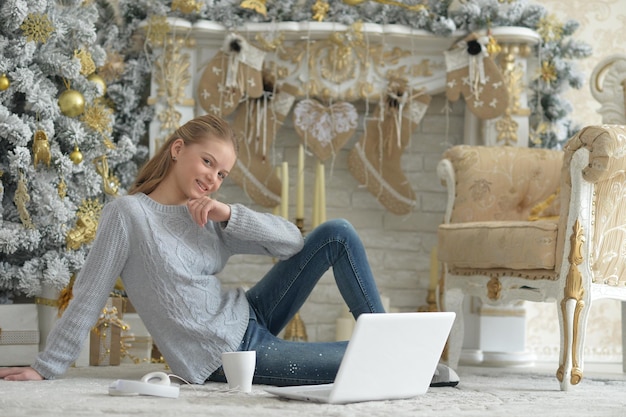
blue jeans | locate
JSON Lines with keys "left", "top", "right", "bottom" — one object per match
{"left": 208, "top": 219, "right": 385, "bottom": 386}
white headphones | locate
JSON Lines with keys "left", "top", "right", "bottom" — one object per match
{"left": 109, "top": 371, "right": 180, "bottom": 398}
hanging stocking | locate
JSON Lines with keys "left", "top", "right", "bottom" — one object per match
{"left": 348, "top": 81, "right": 431, "bottom": 215}
{"left": 444, "top": 32, "right": 508, "bottom": 120}
{"left": 197, "top": 34, "right": 265, "bottom": 117}
{"left": 292, "top": 99, "right": 358, "bottom": 161}
{"left": 229, "top": 78, "right": 298, "bottom": 208}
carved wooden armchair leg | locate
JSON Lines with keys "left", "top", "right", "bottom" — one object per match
{"left": 557, "top": 219, "right": 592, "bottom": 391}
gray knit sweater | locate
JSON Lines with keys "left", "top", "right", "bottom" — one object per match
{"left": 32, "top": 193, "right": 304, "bottom": 383}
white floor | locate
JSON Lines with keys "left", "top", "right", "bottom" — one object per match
{"left": 2, "top": 361, "right": 625, "bottom": 417}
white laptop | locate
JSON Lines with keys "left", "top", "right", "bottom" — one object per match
{"left": 264, "top": 311, "right": 455, "bottom": 404}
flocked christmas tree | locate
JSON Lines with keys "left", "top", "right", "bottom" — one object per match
{"left": 0, "top": 0, "right": 151, "bottom": 301}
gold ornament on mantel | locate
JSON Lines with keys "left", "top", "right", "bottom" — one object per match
{"left": 172, "top": 0, "right": 202, "bottom": 14}
{"left": 536, "top": 14, "right": 564, "bottom": 42}
{"left": 0, "top": 73, "right": 10, "bottom": 91}
{"left": 312, "top": 0, "right": 330, "bottom": 22}
{"left": 146, "top": 15, "right": 171, "bottom": 46}
{"left": 32, "top": 129, "right": 51, "bottom": 168}
{"left": 240, "top": 0, "right": 267, "bottom": 16}
{"left": 66, "top": 198, "right": 103, "bottom": 250}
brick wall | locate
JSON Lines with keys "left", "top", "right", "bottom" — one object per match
{"left": 216, "top": 94, "right": 465, "bottom": 342}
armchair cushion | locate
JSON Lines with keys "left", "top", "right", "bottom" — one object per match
{"left": 443, "top": 146, "right": 563, "bottom": 223}
{"left": 438, "top": 220, "right": 558, "bottom": 271}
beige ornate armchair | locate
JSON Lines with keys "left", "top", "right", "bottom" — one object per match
{"left": 437, "top": 125, "right": 626, "bottom": 391}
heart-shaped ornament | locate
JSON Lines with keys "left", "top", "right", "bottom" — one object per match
{"left": 292, "top": 99, "right": 358, "bottom": 161}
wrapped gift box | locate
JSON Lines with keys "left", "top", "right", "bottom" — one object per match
{"left": 0, "top": 304, "right": 40, "bottom": 366}
{"left": 89, "top": 297, "right": 126, "bottom": 366}
{"left": 121, "top": 313, "right": 153, "bottom": 364}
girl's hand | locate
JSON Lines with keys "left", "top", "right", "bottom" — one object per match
{"left": 187, "top": 196, "right": 231, "bottom": 227}
{"left": 0, "top": 367, "right": 44, "bottom": 381}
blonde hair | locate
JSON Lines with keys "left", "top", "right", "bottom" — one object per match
{"left": 129, "top": 114, "right": 238, "bottom": 196}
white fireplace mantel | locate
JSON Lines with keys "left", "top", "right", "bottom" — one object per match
{"left": 143, "top": 19, "right": 540, "bottom": 154}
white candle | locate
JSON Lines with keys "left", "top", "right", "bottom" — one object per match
{"left": 335, "top": 317, "right": 354, "bottom": 341}
{"left": 318, "top": 162, "right": 326, "bottom": 224}
{"left": 335, "top": 304, "right": 355, "bottom": 341}
{"left": 296, "top": 145, "right": 305, "bottom": 219}
{"left": 312, "top": 160, "right": 320, "bottom": 228}
{"left": 273, "top": 166, "right": 281, "bottom": 216}
{"left": 281, "top": 161, "right": 289, "bottom": 219}
{"left": 429, "top": 246, "right": 439, "bottom": 291}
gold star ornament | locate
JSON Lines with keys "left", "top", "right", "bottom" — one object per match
{"left": 21, "top": 13, "right": 54, "bottom": 44}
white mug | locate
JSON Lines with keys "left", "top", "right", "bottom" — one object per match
{"left": 221, "top": 351, "right": 256, "bottom": 393}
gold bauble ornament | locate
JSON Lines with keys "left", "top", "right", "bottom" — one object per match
{"left": 0, "top": 73, "right": 9, "bottom": 91}
{"left": 70, "top": 145, "right": 84, "bottom": 164}
{"left": 58, "top": 89, "right": 85, "bottom": 117}
{"left": 87, "top": 73, "right": 107, "bottom": 96}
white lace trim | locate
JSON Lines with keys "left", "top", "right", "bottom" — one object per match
{"left": 293, "top": 99, "right": 358, "bottom": 147}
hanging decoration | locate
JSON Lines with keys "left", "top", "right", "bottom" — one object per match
{"left": 197, "top": 34, "right": 265, "bottom": 117}
{"left": 57, "top": 178, "right": 67, "bottom": 199}
{"left": 93, "top": 155, "right": 120, "bottom": 196}
{"left": 75, "top": 49, "right": 96, "bottom": 76}
{"left": 82, "top": 102, "right": 114, "bottom": 148}
{"left": 69, "top": 145, "right": 84, "bottom": 164}
{"left": 444, "top": 32, "right": 509, "bottom": 120}
{"left": 20, "top": 13, "right": 54, "bottom": 44}
{"left": 229, "top": 80, "right": 298, "bottom": 208}
{"left": 32, "top": 129, "right": 51, "bottom": 168}
{"left": 14, "top": 171, "right": 35, "bottom": 229}
{"left": 540, "top": 61, "right": 558, "bottom": 85}
{"left": 66, "top": 199, "right": 103, "bottom": 250}
{"left": 0, "top": 73, "right": 9, "bottom": 91}
{"left": 293, "top": 99, "right": 358, "bottom": 162}
{"left": 58, "top": 80, "right": 86, "bottom": 117}
{"left": 88, "top": 73, "right": 107, "bottom": 96}
{"left": 348, "top": 80, "right": 431, "bottom": 215}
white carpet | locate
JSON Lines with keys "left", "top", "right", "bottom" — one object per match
{"left": 2, "top": 363, "right": 625, "bottom": 417}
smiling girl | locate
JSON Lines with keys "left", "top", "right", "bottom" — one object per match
{"left": 0, "top": 114, "right": 458, "bottom": 388}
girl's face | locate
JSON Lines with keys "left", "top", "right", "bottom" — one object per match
{"left": 165, "top": 136, "right": 237, "bottom": 204}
